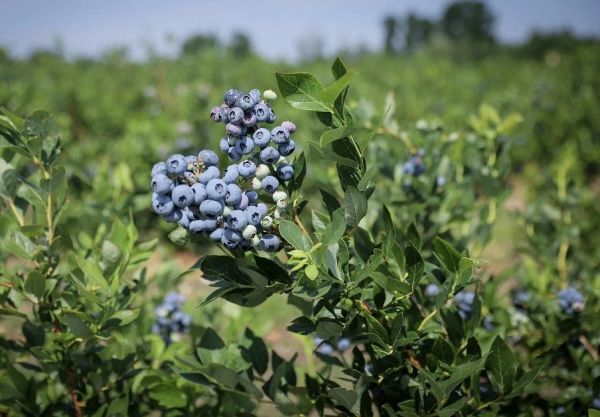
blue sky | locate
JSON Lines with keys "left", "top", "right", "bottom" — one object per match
{"left": 1, "top": 0, "right": 599, "bottom": 61}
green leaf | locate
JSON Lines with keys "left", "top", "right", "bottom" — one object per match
{"left": 405, "top": 244, "right": 424, "bottom": 289}
{"left": 22, "top": 321, "right": 45, "bottom": 347}
{"left": 329, "top": 387, "right": 358, "bottom": 410}
{"left": 432, "top": 338, "right": 455, "bottom": 364}
{"left": 433, "top": 237, "right": 461, "bottom": 273}
{"left": 320, "top": 188, "right": 340, "bottom": 217}
{"left": 344, "top": 186, "right": 367, "bottom": 227}
{"left": 199, "top": 328, "right": 225, "bottom": 350}
{"left": 331, "top": 57, "right": 348, "bottom": 79}
{"left": 287, "top": 316, "right": 316, "bottom": 335}
{"left": 357, "top": 164, "right": 376, "bottom": 191}
{"left": 278, "top": 220, "right": 312, "bottom": 251}
{"left": 589, "top": 410, "right": 600, "bottom": 417}
{"left": 439, "top": 357, "right": 487, "bottom": 399}
{"left": 275, "top": 72, "right": 329, "bottom": 112}
{"left": 24, "top": 271, "right": 45, "bottom": 300}
{"left": 0, "top": 166, "right": 17, "bottom": 198}
{"left": 316, "top": 319, "right": 343, "bottom": 338}
{"left": 77, "top": 257, "right": 108, "bottom": 290}
{"left": 194, "top": 256, "right": 250, "bottom": 285}
{"left": 62, "top": 313, "right": 93, "bottom": 339}
{"left": 320, "top": 71, "right": 356, "bottom": 106}
{"left": 486, "top": 336, "right": 517, "bottom": 394}
{"left": 3, "top": 232, "right": 36, "bottom": 260}
{"left": 305, "top": 264, "right": 318, "bottom": 280}
{"left": 320, "top": 126, "right": 356, "bottom": 147}
{"left": 253, "top": 256, "right": 292, "bottom": 285}
{"left": 148, "top": 384, "right": 187, "bottom": 408}
{"left": 107, "top": 395, "right": 129, "bottom": 417}
{"left": 321, "top": 208, "right": 346, "bottom": 245}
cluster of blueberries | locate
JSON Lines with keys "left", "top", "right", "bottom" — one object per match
{"left": 152, "top": 292, "right": 191, "bottom": 344}
{"left": 402, "top": 150, "right": 426, "bottom": 177}
{"left": 425, "top": 284, "right": 476, "bottom": 320}
{"left": 313, "top": 336, "right": 351, "bottom": 355}
{"left": 556, "top": 287, "right": 584, "bottom": 315}
{"left": 150, "top": 88, "right": 299, "bottom": 252}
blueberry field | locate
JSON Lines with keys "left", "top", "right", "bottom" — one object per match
{"left": 1, "top": 3, "right": 600, "bottom": 416}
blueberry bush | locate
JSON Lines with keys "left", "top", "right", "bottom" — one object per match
{"left": 1, "top": 53, "right": 599, "bottom": 417}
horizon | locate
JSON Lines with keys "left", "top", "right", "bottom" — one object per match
{"left": 1, "top": 0, "right": 599, "bottom": 62}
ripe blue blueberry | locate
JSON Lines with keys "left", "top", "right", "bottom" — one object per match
{"left": 557, "top": 287, "right": 584, "bottom": 314}
{"left": 225, "top": 184, "right": 243, "bottom": 205}
{"left": 267, "top": 109, "right": 276, "bottom": 123}
{"left": 425, "top": 284, "right": 440, "bottom": 297}
{"left": 188, "top": 220, "right": 205, "bottom": 234}
{"left": 226, "top": 123, "right": 242, "bottom": 136}
{"left": 278, "top": 139, "right": 296, "bottom": 156}
{"left": 235, "top": 136, "right": 255, "bottom": 155}
{"left": 257, "top": 203, "right": 268, "bottom": 217}
{"left": 228, "top": 210, "right": 248, "bottom": 231}
{"left": 185, "top": 154, "right": 197, "bottom": 165}
{"left": 315, "top": 337, "right": 335, "bottom": 355}
{"left": 224, "top": 89, "right": 242, "bottom": 107}
{"left": 237, "top": 160, "right": 257, "bottom": 178}
{"left": 252, "top": 128, "right": 271, "bottom": 147}
{"left": 152, "top": 193, "right": 174, "bottom": 215}
{"left": 245, "top": 190, "right": 258, "bottom": 204}
{"left": 227, "top": 147, "right": 242, "bottom": 162}
{"left": 151, "top": 174, "right": 172, "bottom": 195}
{"left": 249, "top": 89, "right": 260, "bottom": 102}
{"left": 219, "top": 107, "right": 230, "bottom": 123}
{"left": 235, "top": 193, "right": 249, "bottom": 210}
{"left": 206, "top": 179, "right": 228, "bottom": 200}
{"left": 222, "top": 165, "right": 240, "bottom": 184}
{"left": 261, "top": 176, "right": 280, "bottom": 193}
{"left": 254, "top": 103, "right": 270, "bottom": 122}
{"left": 209, "top": 227, "right": 224, "bottom": 241}
{"left": 171, "top": 184, "right": 195, "bottom": 208}
{"left": 245, "top": 206, "right": 263, "bottom": 226}
{"left": 151, "top": 162, "right": 167, "bottom": 177}
{"left": 243, "top": 113, "right": 257, "bottom": 127}
{"left": 228, "top": 107, "right": 244, "bottom": 124}
{"left": 198, "top": 150, "right": 219, "bottom": 166}
{"left": 271, "top": 126, "right": 290, "bottom": 144}
{"left": 259, "top": 234, "right": 281, "bottom": 252}
{"left": 199, "top": 166, "right": 220, "bottom": 184}
{"left": 336, "top": 337, "right": 351, "bottom": 351}
{"left": 220, "top": 137, "right": 230, "bottom": 153}
{"left": 276, "top": 163, "right": 294, "bottom": 181}
{"left": 200, "top": 199, "right": 223, "bottom": 218}
{"left": 260, "top": 146, "right": 280, "bottom": 164}
{"left": 163, "top": 208, "right": 182, "bottom": 222}
{"left": 455, "top": 291, "right": 475, "bottom": 319}
{"left": 224, "top": 228, "right": 243, "bottom": 242}
{"left": 166, "top": 154, "right": 188, "bottom": 175}
{"left": 236, "top": 93, "right": 256, "bottom": 111}
{"left": 210, "top": 106, "right": 222, "bottom": 122}
{"left": 221, "top": 236, "right": 239, "bottom": 249}
{"left": 191, "top": 183, "right": 207, "bottom": 204}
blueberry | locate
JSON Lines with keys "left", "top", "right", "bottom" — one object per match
{"left": 239, "top": 239, "right": 252, "bottom": 251}
{"left": 455, "top": 291, "right": 475, "bottom": 319}
{"left": 222, "top": 165, "right": 239, "bottom": 184}
{"left": 245, "top": 206, "right": 263, "bottom": 226}
{"left": 198, "top": 150, "right": 219, "bottom": 166}
{"left": 281, "top": 121, "right": 296, "bottom": 134}
{"left": 254, "top": 103, "right": 270, "bottom": 122}
{"left": 260, "top": 147, "right": 280, "bottom": 164}
{"left": 236, "top": 93, "right": 256, "bottom": 111}
{"left": 557, "top": 287, "right": 584, "bottom": 314}
{"left": 206, "top": 179, "right": 228, "bottom": 200}
{"left": 425, "top": 284, "right": 440, "bottom": 298}
{"left": 249, "top": 89, "right": 261, "bottom": 102}
{"left": 163, "top": 208, "right": 183, "bottom": 222}
{"left": 237, "top": 160, "right": 257, "bottom": 178}
{"left": 219, "top": 107, "right": 230, "bottom": 123}
{"left": 242, "top": 225, "right": 257, "bottom": 240}
{"left": 224, "top": 89, "right": 242, "bottom": 107}
{"left": 235, "top": 193, "right": 249, "bottom": 210}
{"left": 271, "top": 126, "right": 290, "bottom": 144}
{"left": 243, "top": 113, "right": 257, "bottom": 127}
{"left": 199, "top": 166, "right": 220, "bottom": 184}
{"left": 256, "top": 203, "right": 268, "bottom": 216}
{"left": 151, "top": 162, "right": 167, "bottom": 177}
{"left": 245, "top": 190, "right": 258, "bottom": 204}
{"left": 220, "top": 137, "right": 231, "bottom": 153}
{"left": 191, "top": 183, "right": 207, "bottom": 204}
{"left": 235, "top": 136, "right": 255, "bottom": 155}
{"left": 166, "top": 154, "right": 188, "bottom": 175}
{"left": 437, "top": 175, "right": 446, "bottom": 188}
{"left": 228, "top": 210, "right": 248, "bottom": 231}
{"left": 200, "top": 199, "right": 223, "bottom": 218}
{"left": 267, "top": 109, "right": 276, "bottom": 123}
{"left": 210, "top": 106, "right": 222, "bottom": 122}
{"left": 227, "top": 147, "right": 242, "bottom": 162}
{"left": 188, "top": 220, "right": 205, "bottom": 234}
{"left": 259, "top": 234, "right": 280, "bottom": 252}
{"left": 209, "top": 227, "right": 224, "bottom": 241}
{"left": 403, "top": 155, "right": 425, "bottom": 177}
{"left": 171, "top": 185, "right": 194, "bottom": 208}
{"left": 262, "top": 176, "right": 280, "bottom": 193}
{"left": 315, "top": 339, "right": 334, "bottom": 355}
{"left": 225, "top": 184, "right": 243, "bottom": 205}
{"left": 228, "top": 107, "right": 244, "bottom": 124}
{"left": 151, "top": 174, "right": 172, "bottom": 194}
{"left": 152, "top": 193, "right": 174, "bottom": 215}
{"left": 278, "top": 139, "right": 296, "bottom": 156}
{"left": 224, "top": 228, "right": 243, "bottom": 242}
{"left": 252, "top": 128, "right": 271, "bottom": 147}
{"left": 226, "top": 123, "right": 242, "bottom": 136}
{"left": 276, "top": 163, "right": 294, "bottom": 181}
{"left": 183, "top": 172, "right": 197, "bottom": 184}
{"left": 221, "top": 236, "right": 239, "bottom": 249}
{"left": 336, "top": 337, "right": 351, "bottom": 351}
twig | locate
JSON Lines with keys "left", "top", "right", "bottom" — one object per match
{"left": 53, "top": 318, "right": 83, "bottom": 417}
{"left": 579, "top": 334, "right": 599, "bottom": 362}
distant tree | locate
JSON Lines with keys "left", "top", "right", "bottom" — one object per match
{"left": 519, "top": 30, "right": 589, "bottom": 59}
{"left": 383, "top": 15, "right": 399, "bottom": 54}
{"left": 180, "top": 34, "right": 219, "bottom": 56}
{"left": 229, "top": 32, "right": 252, "bottom": 59}
{"left": 440, "top": 1, "right": 495, "bottom": 44}
{"left": 404, "top": 13, "right": 435, "bottom": 52}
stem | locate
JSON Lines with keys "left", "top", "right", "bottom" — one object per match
{"left": 376, "top": 127, "right": 417, "bottom": 154}
{"left": 557, "top": 241, "right": 568, "bottom": 283}
{"left": 417, "top": 309, "right": 438, "bottom": 332}
{"left": 294, "top": 212, "right": 309, "bottom": 236}
{"left": 5, "top": 199, "right": 25, "bottom": 226}
{"left": 53, "top": 318, "right": 83, "bottom": 417}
